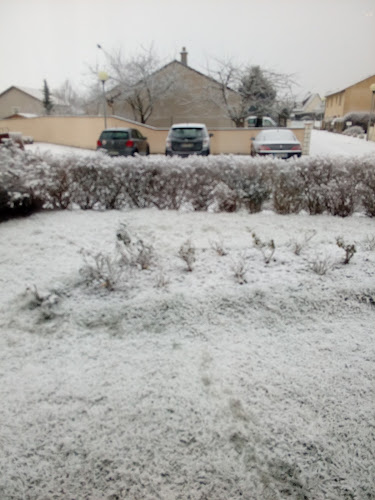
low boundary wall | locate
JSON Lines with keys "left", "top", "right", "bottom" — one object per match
{"left": 0, "top": 115, "right": 309, "bottom": 155}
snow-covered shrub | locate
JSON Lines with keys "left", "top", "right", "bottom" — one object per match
{"left": 0, "top": 142, "right": 46, "bottom": 220}
{"left": 178, "top": 239, "right": 196, "bottom": 271}
{"left": 211, "top": 182, "right": 238, "bottom": 212}
{"left": 336, "top": 236, "right": 356, "bottom": 264}
{"left": 185, "top": 162, "right": 218, "bottom": 211}
{"left": 23, "top": 285, "right": 60, "bottom": 321}
{"left": 361, "top": 235, "right": 375, "bottom": 251}
{"left": 210, "top": 238, "right": 227, "bottom": 256}
{"left": 80, "top": 224, "right": 155, "bottom": 290}
{"left": 215, "top": 158, "right": 272, "bottom": 213}
{"left": 44, "top": 166, "right": 73, "bottom": 209}
{"left": 94, "top": 165, "right": 127, "bottom": 210}
{"left": 142, "top": 163, "right": 187, "bottom": 210}
{"left": 337, "top": 111, "right": 375, "bottom": 132}
{"left": 252, "top": 232, "right": 275, "bottom": 264}
{"left": 358, "top": 157, "right": 375, "bottom": 217}
{"left": 291, "top": 230, "right": 316, "bottom": 256}
{"left": 272, "top": 167, "right": 303, "bottom": 214}
{"left": 325, "top": 166, "right": 357, "bottom": 217}
{"left": 296, "top": 157, "right": 333, "bottom": 214}
{"left": 311, "top": 255, "right": 333, "bottom": 275}
{"left": 231, "top": 255, "right": 248, "bottom": 284}
{"left": 79, "top": 248, "right": 127, "bottom": 290}
{"left": 343, "top": 126, "right": 365, "bottom": 137}
{"left": 70, "top": 163, "right": 101, "bottom": 209}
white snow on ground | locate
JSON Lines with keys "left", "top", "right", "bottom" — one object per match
{"left": 1, "top": 133, "right": 375, "bottom": 499}
{"left": 309, "top": 129, "right": 375, "bottom": 156}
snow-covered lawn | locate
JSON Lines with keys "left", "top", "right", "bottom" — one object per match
{"left": 1, "top": 133, "right": 375, "bottom": 498}
{"left": 1, "top": 207, "right": 375, "bottom": 499}
{"left": 309, "top": 129, "right": 375, "bottom": 156}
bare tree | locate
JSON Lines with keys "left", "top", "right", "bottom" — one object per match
{"left": 53, "top": 80, "right": 85, "bottom": 115}
{"left": 94, "top": 45, "right": 177, "bottom": 124}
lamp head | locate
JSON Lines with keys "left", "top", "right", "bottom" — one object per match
{"left": 98, "top": 71, "right": 109, "bottom": 83}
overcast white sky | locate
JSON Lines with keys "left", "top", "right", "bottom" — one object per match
{"left": 1, "top": 0, "right": 374, "bottom": 98}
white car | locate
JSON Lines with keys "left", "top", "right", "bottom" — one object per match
{"left": 251, "top": 129, "right": 302, "bottom": 158}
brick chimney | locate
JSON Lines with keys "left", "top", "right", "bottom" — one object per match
{"left": 180, "top": 47, "right": 188, "bottom": 66}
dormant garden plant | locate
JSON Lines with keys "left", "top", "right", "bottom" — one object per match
{"left": 178, "top": 239, "right": 196, "bottom": 272}
{"left": 251, "top": 232, "right": 276, "bottom": 264}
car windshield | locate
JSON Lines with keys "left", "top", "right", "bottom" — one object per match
{"left": 171, "top": 128, "right": 203, "bottom": 140}
{"left": 257, "top": 130, "right": 296, "bottom": 142}
{"left": 101, "top": 131, "right": 129, "bottom": 140}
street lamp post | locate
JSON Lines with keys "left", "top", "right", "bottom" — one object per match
{"left": 98, "top": 71, "right": 109, "bottom": 129}
{"left": 367, "top": 83, "right": 375, "bottom": 141}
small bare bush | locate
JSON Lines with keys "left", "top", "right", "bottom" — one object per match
{"left": 252, "top": 232, "right": 275, "bottom": 264}
{"left": 134, "top": 239, "right": 154, "bottom": 270}
{"left": 24, "top": 286, "right": 60, "bottom": 320}
{"left": 291, "top": 230, "right": 317, "bottom": 256}
{"left": 361, "top": 235, "right": 375, "bottom": 251}
{"left": 80, "top": 225, "right": 155, "bottom": 290}
{"left": 231, "top": 256, "right": 248, "bottom": 284}
{"left": 79, "top": 248, "right": 128, "bottom": 291}
{"left": 179, "top": 239, "right": 196, "bottom": 272}
{"left": 311, "top": 255, "right": 334, "bottom": 275}
{"left": 154, "top": 268, "right": 170, "bottom": 288}
{"left": 210, "top": 239, "right": 228, "bottom": 256}
{"left": 336, "top": 236, "right": 356, "bottom": 264}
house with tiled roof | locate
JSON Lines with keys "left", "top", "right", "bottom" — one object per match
{"left": 292, "top": 93, "right": 325, "bottom": 121}
{"left": 86, "top": 48, "right": 242, "bottom": 128}
{"left": 324, "top": 74, "right": 375, "bottom": 122}
{"left": 0, "top": 86, "right": 67, "bottom": 119}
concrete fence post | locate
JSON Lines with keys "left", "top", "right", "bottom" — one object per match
{"left": 303, "top": 122, "right": 313, "bottom": 155}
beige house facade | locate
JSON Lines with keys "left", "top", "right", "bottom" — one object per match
{"left": 324, "top": 74, "right": 375, "bottom": 121}
{"left": 89, "top": 49, "right": 242, "bottom": 128}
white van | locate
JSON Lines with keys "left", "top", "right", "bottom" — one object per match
{"left": 246, "top": 116, "right": 277, "bottom": 128}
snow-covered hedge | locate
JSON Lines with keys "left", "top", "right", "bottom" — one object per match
{"left": 343, "top": 125, "right": 365, "bottom": 137}
{"left": 1, "top": 142, "right": 375, "bottom": 220}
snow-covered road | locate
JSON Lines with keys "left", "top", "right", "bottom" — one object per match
{"left": 309, "top": 129, "right": 375, "bottom": 156}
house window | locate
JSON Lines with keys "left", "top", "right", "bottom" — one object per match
{"left": 12, "top": 106, "right": 20, "bottom": 114}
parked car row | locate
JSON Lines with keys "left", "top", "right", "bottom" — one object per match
{"left": 96, "top": 123, "right": 302, "bottom": 158}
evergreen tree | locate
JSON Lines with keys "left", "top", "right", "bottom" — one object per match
{"left": 42, "top": 79, "right": 54, "bottom": 115}
{"left": 239, "top": 66, "right": 277, "bottom": 116}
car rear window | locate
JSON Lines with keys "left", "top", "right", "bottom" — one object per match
{"left": 101, "top": 131, "right": 129, "bottom": 140}
{"left": 258, "top": 130, "right": 297, "bottom": 141}
{"left": 171, "top": 128, "right": 203, "bottom": 139}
